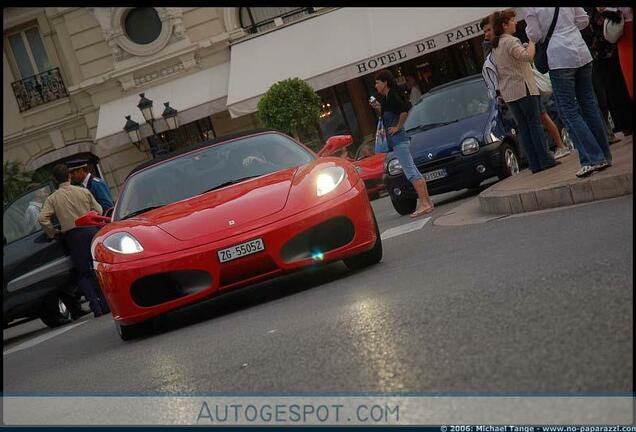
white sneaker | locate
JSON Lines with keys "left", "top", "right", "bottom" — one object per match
{"left": 554, "top": 148, "right": 571, "bottom": 160}
{"left": 592, "top": 161, "right": 610, "bottom": 172}
{"left": 575, "top": 165, "right": 595, "bottom": 178}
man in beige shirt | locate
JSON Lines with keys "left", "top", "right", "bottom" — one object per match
{"left": 39, "top": 163, "right": 110, "bottom": 317}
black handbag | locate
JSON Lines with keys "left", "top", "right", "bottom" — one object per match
{"left": 534, "top": 7, "right": 560, "bottom": 74}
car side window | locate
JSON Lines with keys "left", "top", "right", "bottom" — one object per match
{"left": 3, "top": 184, "right": 52, "bottom": 244}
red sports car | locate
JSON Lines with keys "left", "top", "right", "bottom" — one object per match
{"left": 79, "top": 130, "right": 382, "bottom": 339}
{"left": 318, "top": 136, "right": 386, "bottom": 200}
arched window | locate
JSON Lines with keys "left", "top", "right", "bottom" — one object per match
{"left": 239, "top": 7, "right": 315, "bottom": 34}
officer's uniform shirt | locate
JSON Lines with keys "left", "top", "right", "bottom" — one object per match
{"left": 38, "top": 182, "right": 102, "bottom": 239}
{"left": 83, "top": 172, "right": 114, "bottom": 210}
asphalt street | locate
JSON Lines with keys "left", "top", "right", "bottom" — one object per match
{"left": 3, "top": 187, "right": 632, "bottom": 394}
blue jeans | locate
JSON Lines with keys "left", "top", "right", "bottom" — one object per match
{"left": 549, "top": 63, "right": 611, "bottom": 166}
{"left": 507, "top": 95, "right": 556, "bottom": 173}
{"left": 392, "top": 140, "right": 423, "bottom": 182}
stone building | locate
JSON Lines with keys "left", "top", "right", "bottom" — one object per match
{"left": 3, "top": 7, "right": 499, "bottom": 195}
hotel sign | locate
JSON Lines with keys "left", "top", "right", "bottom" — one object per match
{"left": 353, "top": 21, "right": 483, "bottom": 75}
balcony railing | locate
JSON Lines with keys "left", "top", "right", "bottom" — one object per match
{"left": 11, "top": 68, "right": 69, "bottom": 112}
{"left": 239, "top": 7, "right": 316, "bottom": 34}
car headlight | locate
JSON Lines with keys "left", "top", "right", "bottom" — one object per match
{"left": 461, "top": 137, "right": 480, "bottom": 155}
{"left": 387, "top": 158, "right": 403, "bottom": 176}
{"left": 103, "top": 232, "right": 144, "bottom": 254}
{"left": 316, "top": 166, "right": 345, "bottom": 197}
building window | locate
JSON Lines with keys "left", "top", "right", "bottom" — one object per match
{"left": 7, "top": 26, "right": 52, "bottom": 79}
{"left": 239, "top": 7, "right": 315, "bottom": 34}
{"left": 124, "top": 8, "right": 162, "bottom": 45}
{"left": 6, "top": 25, "right": 68, "bottom": 112}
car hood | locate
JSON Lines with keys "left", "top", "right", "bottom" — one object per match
{"left": 407, "top": 112, "right": 489, "bottom": 163}
{"left": 353, "top": 154, "right": 385, "bottom": 179}
{"left": 130, "top": 168, "right": 297, "bottom": 241}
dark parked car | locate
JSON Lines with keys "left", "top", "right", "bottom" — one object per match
{"left": 3, "top": 183, "right": 80, "bottom": 328}
{"left": 384, "top": 74, "right": 525, "bottom": 215}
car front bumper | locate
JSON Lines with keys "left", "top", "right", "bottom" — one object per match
{"left": 94, "top": 180, "right": 376, "bottom": 325}
{"left": 383, "top": 141, "right": 504, "bottom": 199}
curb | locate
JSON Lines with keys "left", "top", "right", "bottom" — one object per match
{"left": 478, "top": 137, "right": 633, "bottom": 215}
{"left": 479, "top": 171, "right": 633, "bottom": 215}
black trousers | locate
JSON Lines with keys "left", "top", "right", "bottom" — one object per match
{"left": 593, "top": 57, "right": 633, "bottom": 134}
{"left": 63, "top": 227, "right": 110, "bottom": 315}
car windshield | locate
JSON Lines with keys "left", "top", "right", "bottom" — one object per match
{"left": 404, "top": 79, "right": 491, "bottom": 132}
{"left": 3, "top": 184, "right": 53, "bottom": 244}
{"left": 113, "top": 133, "right": 314, "bottom": 221}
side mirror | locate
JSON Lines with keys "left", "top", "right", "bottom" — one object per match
{"left": 75, "top": 211, "right": 111, "bottom": 228}
{"left": 317, "top": 135, "right": 353, "bottom": 157}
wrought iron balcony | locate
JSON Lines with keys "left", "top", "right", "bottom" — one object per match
{"left": 239, "top": 7, "right": 316, "bottom": 34}
{"left": 11, "top": 68, "right": 69, "bottom": 112}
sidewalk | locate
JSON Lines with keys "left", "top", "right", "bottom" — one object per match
{"left": 479, "top": 134, "right": 633, "bottom": 214}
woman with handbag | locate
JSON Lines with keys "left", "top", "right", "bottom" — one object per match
{"left": 525, "top": 7, "right": 612, "bottom": 178}
{"left": 370, "top": 69, "right": 434, "bottom": 217}
{"left": 490, "top": 10, "right": 557, "bottom": 174}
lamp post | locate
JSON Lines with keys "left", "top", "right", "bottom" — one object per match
{"left": 123, "top": 93, "right": 179, "bottom": 158}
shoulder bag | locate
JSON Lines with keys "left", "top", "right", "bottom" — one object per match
{"left": 534, "top": 7, "right": 560, "bottom": 74}
{"left": 374, "top": 118, "right": 389, "bottom": 153}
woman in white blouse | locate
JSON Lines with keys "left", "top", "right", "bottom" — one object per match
{"left": 524, "top": 7, "right": 612, "bottom": 178}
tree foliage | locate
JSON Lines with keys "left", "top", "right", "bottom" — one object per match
{"left": 3, "top": 161, "right": 54, "bottom": 207}
{"left": 257, "top": 78, "right": 321, "bottom": 140}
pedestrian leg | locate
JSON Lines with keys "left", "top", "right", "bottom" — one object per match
{"left": 575, "top": 64, "right": 612, "bottom": 164}
{"left": 508, "top": 100, "right": 541, "bottom": 172}
{"left": 550, "top": 68, "right": 605, "bottom": 167}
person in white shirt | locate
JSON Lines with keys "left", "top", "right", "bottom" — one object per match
{"left": 24, "top": 186, "right": 48, "bottom": 234}
{"left": 406, "top": 76, "right": 422, "bottom": 107}
{"left": 525, "top": 7, "right": 612, "bottom": 178}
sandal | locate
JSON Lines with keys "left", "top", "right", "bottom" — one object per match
{"left": 410, "top": 206, "right": 434, "bottom": 218}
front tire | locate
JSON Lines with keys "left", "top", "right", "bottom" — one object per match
{"left": 498, "top": 142, "right": 520, "bottom": 180}
{"left": 343, "top": 218, "right": 383, "bottom": 270}
{"left": 390, "top": 196, "right": 417, "bottom": 215}
{"left": 39, "top": 296, "right": 72, "bottom": 328}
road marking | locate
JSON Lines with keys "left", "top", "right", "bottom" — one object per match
{"left": 380, "top": 217, "right": 431, "bottom": 240}
{"left": 3, "top": 321, "right": 87, "bottom": 356}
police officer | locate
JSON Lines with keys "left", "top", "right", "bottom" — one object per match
{"left": 67, "top": 159, "right": 114, "bottom": 212}
{"left": 38, "top": 164, "right": 110, "bottom": 317}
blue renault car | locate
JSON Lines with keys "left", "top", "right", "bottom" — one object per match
{"left": 383, "top": 74, "right": 524, "bottom": 215}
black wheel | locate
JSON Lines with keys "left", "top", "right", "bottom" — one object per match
{"left": 498, "top": 142, "right": 520, "bottom": 180}
{"left": 115, "top": 320, "right": 146, "bottom": 341}
{"left": 390, "top": 196, "right": 417, "bottom": 215}
{"left": 39, "top": 296, "right": 72, "bottom": 328}
{"left": 343, "top": 217, "right": 383, "bottom": 271}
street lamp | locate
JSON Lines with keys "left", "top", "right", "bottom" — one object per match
{"left": 123, "top": 115, "right": 141, "bottom": 149}
{"left": 162, "top": 102, "right": 179, "bottom": 131}
{"left": 123, "top": 94, "right": 180, "bottom": 157}
{"left": 137, "top": 93, "right": 154, "bottom": 124}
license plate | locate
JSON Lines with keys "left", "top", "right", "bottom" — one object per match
{"left": 423, "top": 168, "right": 447, "bottom": 182}
{"left": 217, "top": 238, "right": 265, "bottom": 263}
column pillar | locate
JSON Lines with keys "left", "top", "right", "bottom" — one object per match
{"left": 345, "top": 77, "right": 377, "bottom": 140}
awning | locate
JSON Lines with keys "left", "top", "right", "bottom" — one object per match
{"left": 95, "top": 62, "right": 230, "bottom": 149}
{"left": 227, "top": 7, "right": 501, "bottom": 118}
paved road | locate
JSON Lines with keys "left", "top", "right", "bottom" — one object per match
{"left": 3, "top": 188, "right": 632, "bottom": 394}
